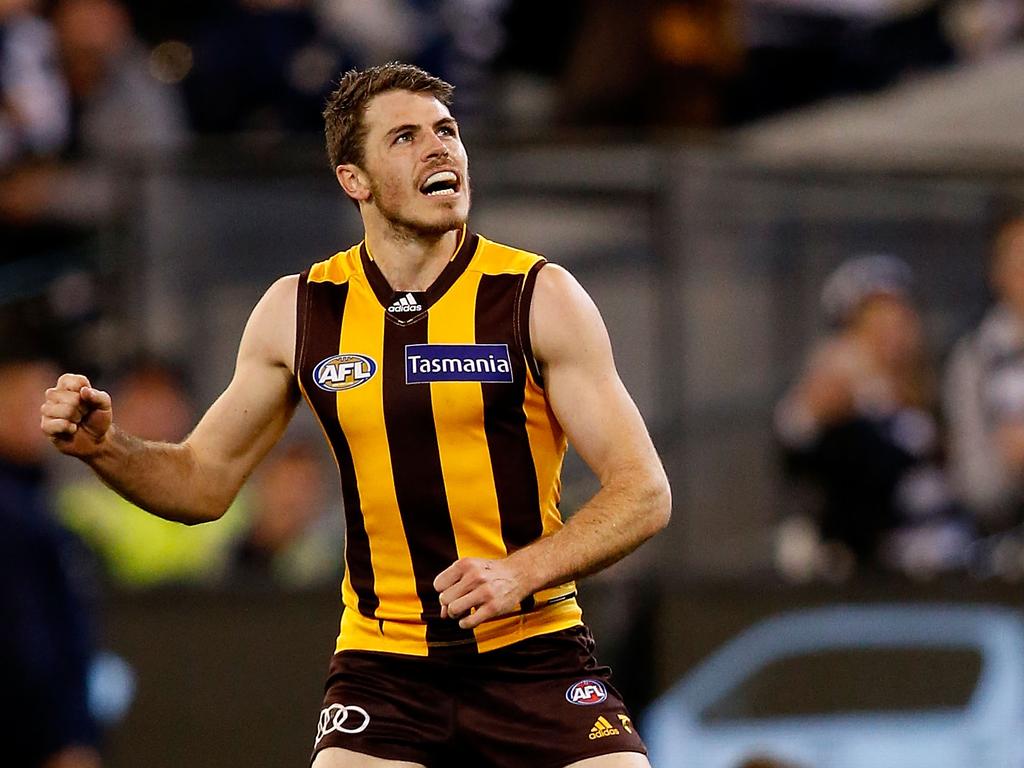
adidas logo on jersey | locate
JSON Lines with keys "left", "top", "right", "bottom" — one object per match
{"left": 388, "top": 293, "right": 422, "bottom": 313}
{"left": 588, "top": 716, "right": 620, "bottom": 740}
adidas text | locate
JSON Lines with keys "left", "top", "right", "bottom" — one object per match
{"left": 589, "top": 716, "right": 620, "bottom": 740}
{"left": 388, "top": 293, "right": 422, "bottom": 313}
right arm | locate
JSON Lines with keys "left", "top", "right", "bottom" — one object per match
{"left": 40, "top": 275, "right": 301, "bottom": 524}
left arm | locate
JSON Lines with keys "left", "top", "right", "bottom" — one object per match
{"left": 435, "top": 264, "right": 671, "bottom": 628}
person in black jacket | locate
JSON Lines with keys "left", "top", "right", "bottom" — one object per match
{"left": 774, "top": 254, "right": 970, "bottom": 579}
{"left": 0, "top": 353, "right": 100, "bottom": 768}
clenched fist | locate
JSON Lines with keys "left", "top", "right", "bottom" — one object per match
{"left": 40, "top": 373, "right": 113, "bottom": 458}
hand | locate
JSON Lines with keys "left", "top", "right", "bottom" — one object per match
{"left": 433, "top": 557, "right": 529, "bottom": 630}
{"left": 41, "top": 373, "right": 114, "bottom": 458}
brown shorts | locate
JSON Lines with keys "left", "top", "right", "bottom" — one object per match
{"left": 311, "top": 625, "right": 647, "bottom": 768}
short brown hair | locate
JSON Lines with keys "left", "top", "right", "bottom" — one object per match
{"left": 322, "top": 63, "right": 454, "bottom": 170}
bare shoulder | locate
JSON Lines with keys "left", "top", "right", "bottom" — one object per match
{"left": 533, "top": 262, "right": 588, "bottom": 311}
{"left": 240, "top": 274, "right": 300, "bottom": 372}
{"left": 531, "top": 263, "right": 610, "bottom": 367}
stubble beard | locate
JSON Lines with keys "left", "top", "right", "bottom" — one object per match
{"left": 369, "top": 174, "right": 471, "bottom": 240}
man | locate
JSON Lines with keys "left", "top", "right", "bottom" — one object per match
{"left": 774, "top": 254, "right": 966, "bottom": 577}
{"left": 41, "top": 63, "right": 671, "bottom": 767}
{"left": 4, "top": 353, "right": 100, "bottom": 768}
{"left": 946, "top": 211, "right": 1024, "bottom": 545}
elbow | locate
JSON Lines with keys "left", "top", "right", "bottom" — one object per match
{"left": 175, "top": 491, "right": 232, "bottom": 525}
{"left": 641, "top": 470, "right": 672, "bottom": 539}
{"left": 181, "top": 506, "right": 226, "bottom": 526}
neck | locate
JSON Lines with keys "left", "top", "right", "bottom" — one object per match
{"left": 363, "top": 214, "right": 462, "bottom": 292}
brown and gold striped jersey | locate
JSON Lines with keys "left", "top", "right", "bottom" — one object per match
{"left": 295, "top": 228, "right": 582, "bottom": 656}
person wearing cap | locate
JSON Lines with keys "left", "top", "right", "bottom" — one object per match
{"left": 945, "top": 211, "right": 1024, "bottom": 576}
{"left": 774, "top": 254, "right": 969, "bottom": 579}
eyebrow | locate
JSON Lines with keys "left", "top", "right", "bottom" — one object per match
{"left": 384, "top": 117, "right": 458, "bottom": 140}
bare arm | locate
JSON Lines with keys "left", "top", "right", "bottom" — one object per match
{"left": 435, "top": 264, "right": 671, "bottom": 628}
{"left": 41, "top": 276, "right": 300, "bottom": 524}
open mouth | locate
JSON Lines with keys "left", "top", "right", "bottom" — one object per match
{"left": 419, "top": 170, "right": 460, "bottom": 197}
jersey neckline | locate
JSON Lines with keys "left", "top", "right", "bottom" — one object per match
{"left": 359, "top": 227, "right": 480, "bottom": 326}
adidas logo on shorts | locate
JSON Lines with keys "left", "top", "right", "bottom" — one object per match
{"left": 588, "top": 716, "right": 620, "bottom": 740}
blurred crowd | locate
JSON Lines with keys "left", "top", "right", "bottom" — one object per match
{"left": 774, "top": 206, "right": 1024, "bottom": 584}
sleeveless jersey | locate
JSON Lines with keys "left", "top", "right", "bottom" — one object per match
{"left": 295, "top": 228, "right": 583, "bottom": 656}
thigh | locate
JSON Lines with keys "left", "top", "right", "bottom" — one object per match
{"left": 310, "top": 652, "right": 451, "bottom": 766}
{"left": 563, "top": 753, "right": 652, "bottom": 768}
{"left": 311, "top": 748, "right": 426, "bottom": 768}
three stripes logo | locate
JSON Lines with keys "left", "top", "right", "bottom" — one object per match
{"left": 589, "top": 716, "right": 620, "bottom": 740}
{"left": 388, "top": 292, "right": 423, "bottom": 314}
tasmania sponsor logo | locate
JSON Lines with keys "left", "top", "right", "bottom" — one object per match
{"left": 566, "top": 679, "right": 608, "bottom": 706}
{"left": 313, "top": 354, "right": 377, "bottom": 392}
{"left": 405, "top": 344, "right": 513, "bottom": 384}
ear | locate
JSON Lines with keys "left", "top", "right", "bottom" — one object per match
{"left": 336, "top": 164, "right": 371, "bottom": 203}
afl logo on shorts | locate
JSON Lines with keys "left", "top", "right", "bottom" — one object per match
{"left": 313, "top": 354, "right": 377, "bottom": 392}
{"left": 566, "top": 679, "right": 608, "bottom": 706}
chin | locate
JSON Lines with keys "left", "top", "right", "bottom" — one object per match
{"left": 402, "top": 212, "right": 468, "bottom": 238}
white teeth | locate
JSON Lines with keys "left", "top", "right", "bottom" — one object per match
{"left": 424, "top": 171, "right": 457, "bottom": 186}
{"left": 427, "top": 188, "right": 456, "bottom": 196}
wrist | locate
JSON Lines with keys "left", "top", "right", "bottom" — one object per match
{"left": 506, "top": 545, "right": 547, "bottom": 597}
{"left": 81, "top": 423, "right": 118, "bottom": 466}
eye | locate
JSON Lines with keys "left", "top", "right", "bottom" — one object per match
{"left": 438, "top": 125, "right": 456, "bottom": 137}
{"left": 393, "top": 131, "right": 413, "bottom": 144}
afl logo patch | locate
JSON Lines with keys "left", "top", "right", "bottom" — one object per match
{"left": 313, "top": 354, "right": 377, "bottom": 392}
{"left": 566, "top": 679, "right": 608, "bottom": 706}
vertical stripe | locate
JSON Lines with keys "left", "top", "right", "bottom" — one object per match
{"left": 382, "top": 311, "right": 477, "bottom": 651}
{"left": 427, "top": 274, "right": 507, "bottom": 559}
{"left": 517, "top": 260, "right": 547, "bottom": 387}
{"left": 523, "top": 384, "right": 568, "bottom": 540}
{"left": 336, "top": 281, "right": 422, "bottom": 633}
{"left": 298, "top": 280, "right": 379, "bottom": 617}
{"left": 475, "top": 273, "right": 543, "bottom": 611}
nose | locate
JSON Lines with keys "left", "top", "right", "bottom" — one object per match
{"left": 423, "top": 132, "right": 449, "bottom": 160}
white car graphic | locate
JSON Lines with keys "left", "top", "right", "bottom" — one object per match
{"left": 644, "top": 605, "right": 1024, "bottom": 768}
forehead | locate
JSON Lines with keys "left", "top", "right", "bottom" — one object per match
{"left": 363, "top": 90, "right": 452, "bottom": 136}
{"left": 858, "top": 292, "right": 915, "bottom": 319}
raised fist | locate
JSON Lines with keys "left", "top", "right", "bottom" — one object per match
{"left": 40, "top": 373, "right": 113, "bottom": 458}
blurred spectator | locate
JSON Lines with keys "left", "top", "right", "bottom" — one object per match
{"left": 228, "top": 439, "right": 342, "bottom": 588}
{"left": 0, "top": 0, "right": 69, "bottom": 170}
{"left": 559, "top": 0, "right": 742, "bottom": 128}
{"left": 490, "top": 0, "right": 582, "bottom": 130}
{"left": 312, "top": 0, "right": 430, "bottom": 69}
{"left": 2, "top": 0, "right": 189, "bottom": 231}
{"left": 0, "top": 352, "right": 100, "bottom": 768}
{"left": 946, "top": 210, "right": 1024, "bottom": 576}
{"left": 183, "top": 0, "right": 348, "bottom": 134}
{"left": 2, "top": 0, "right": 186, "bottom": 287}
{"left": 0, "top": 0, "right": 77, "bottom": 258}
{"left": 944, "top": 0, "right": 1024, "bottom": 60}
{"left": 728, "top": 0, "right": 956, "bottom": 123}
{"left": 775, "top": 254, "right": 970, "bottom": 579}
{"left": 51, "top": 0, "right": 187, "bottom": 159}
{"left": 58, "top": 359, "right": 248, "bottom": 588}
